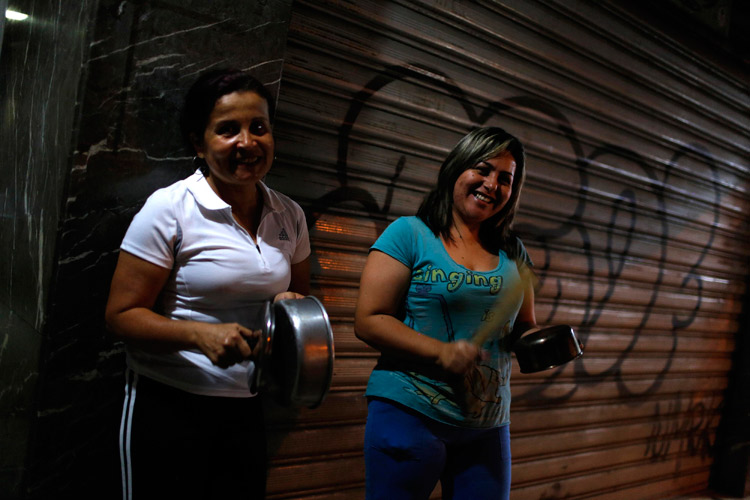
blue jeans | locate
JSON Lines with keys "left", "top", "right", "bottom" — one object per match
{"left": 364, "top": 398, "right": 511, "bottom": 500}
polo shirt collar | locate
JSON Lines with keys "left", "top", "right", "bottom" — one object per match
{"left": 186, "top": 169, "right": 284, "bottom": 213}
{"left": 256, "top": 180, "right": 284, "bottom": 213}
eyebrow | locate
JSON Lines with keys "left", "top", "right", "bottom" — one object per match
{"left": 477, "top": 161, "right": 514, "bottom": 177}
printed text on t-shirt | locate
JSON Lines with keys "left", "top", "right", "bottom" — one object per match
{"left": 413, "top": 265, "right": 503, "bottom": 294}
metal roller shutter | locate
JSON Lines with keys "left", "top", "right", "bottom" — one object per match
{"left": 263, "top": 0, "right": 750, "bottom": 498}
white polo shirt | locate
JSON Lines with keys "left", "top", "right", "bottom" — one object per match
{"left": 120, "top": 169, "right": 310, "bottom": 397}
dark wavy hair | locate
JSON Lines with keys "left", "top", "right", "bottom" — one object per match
{"left": 416, "top": 126, "right": 526, "bottom": 256}
{"left": 180, "top": 68, "right": 275, "bottom": 155}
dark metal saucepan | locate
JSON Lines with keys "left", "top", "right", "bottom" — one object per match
{"left": 512, "top": 324, "right": 584, "bottom": 374}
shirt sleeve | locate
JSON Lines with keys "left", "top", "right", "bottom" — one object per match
{"left": 120, "top": 188, "right": 179, "bottom": 270}
{"left": 513, "top": 236, "right": 534, "bottom": 268}
{"left": 370, "top": 217, "right": 417, "bottom": 269}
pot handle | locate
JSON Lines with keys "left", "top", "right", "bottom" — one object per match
{"left": 247, "top": 301, "right": 274, "bottom": 394}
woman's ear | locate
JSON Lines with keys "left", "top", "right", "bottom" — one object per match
{"left": 190, "top": 133, "right": 204, "bottom": 158}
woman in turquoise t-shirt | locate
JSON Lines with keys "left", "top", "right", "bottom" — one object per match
{"left": 355, "top": 127, "right": 537, "bottom": 500}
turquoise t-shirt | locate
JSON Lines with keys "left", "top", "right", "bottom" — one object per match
{"left": 364, "top": 216, "right": 532, "bottom": 428}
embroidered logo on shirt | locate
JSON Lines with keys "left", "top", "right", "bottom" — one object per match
{"left": 278, "top": 228, "right": 290, "bottom": 241}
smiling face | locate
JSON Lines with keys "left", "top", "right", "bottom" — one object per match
{"left": 451, "top": 151, "right": 517, "bottom": 228}
{"left": 193, "top": 90, "right": 274, "bottom": 190}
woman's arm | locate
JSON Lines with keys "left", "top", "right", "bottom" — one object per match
{"left": 504, "top": 275, "right": 539, "bottom": 350}
{"left": 354, "top": 250, "right": 481, "bottom": 376}
{"left": 105, "top": 251, "right": 256, "bottom": 368}
{"left": 514, "top": 276, "right": 537, "bottom": 333}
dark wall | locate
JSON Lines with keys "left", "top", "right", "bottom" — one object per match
{"left": 710, "top": 271, "right": 750, "bottom": 496}
{"left": 0, "top": 1, "right": 293, "bottom": 498}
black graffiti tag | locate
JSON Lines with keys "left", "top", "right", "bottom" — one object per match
{"left": 310, "top": 63, "right": 723, "bottom": 401}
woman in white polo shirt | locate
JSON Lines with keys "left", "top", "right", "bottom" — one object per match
{"left": 106, "top": 68, "right": 310, "bottom": 500}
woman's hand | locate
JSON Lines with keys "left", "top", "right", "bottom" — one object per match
{"left": 272, "top": 257, "right": 311, "bottom": 303}
{"left": 192, "top": 322, "right": 261, "bottom": 368}
{"left": 273, "top": 291, "right": 306, "bottom": 302}
{"left": 437, "top": 340, "right": 483, "bottom": 376}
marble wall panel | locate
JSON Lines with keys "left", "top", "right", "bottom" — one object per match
{"left": 23, "top": 1, "right": 294, "bottom": 498}
{"left": 0, "top": 1, "right": 96, "bottom": 498}
{"left": 0, "top": 0, "right": 93, "bottom": 326}
{"left": 0, "top": 304, "right": 40, "bottom": 499}
{"left": 0, "top": 0, "right": 7, "bottom": 55}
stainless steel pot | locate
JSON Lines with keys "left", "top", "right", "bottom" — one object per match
{"left": 250, "top": 296, "right": 335, "bottom": 408}
{"left": 512, "top": 325, "right": 584, "bottom": 374}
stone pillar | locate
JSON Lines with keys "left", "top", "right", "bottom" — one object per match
{"left": 0, "top": 2, "right": 97, "bottom": 496}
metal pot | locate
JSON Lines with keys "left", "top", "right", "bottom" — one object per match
{"left": 250, "top": 296, "right": 335, "bottom": 408}
{"left": 512, "top": 325, "right": 584, "bottom": 374}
